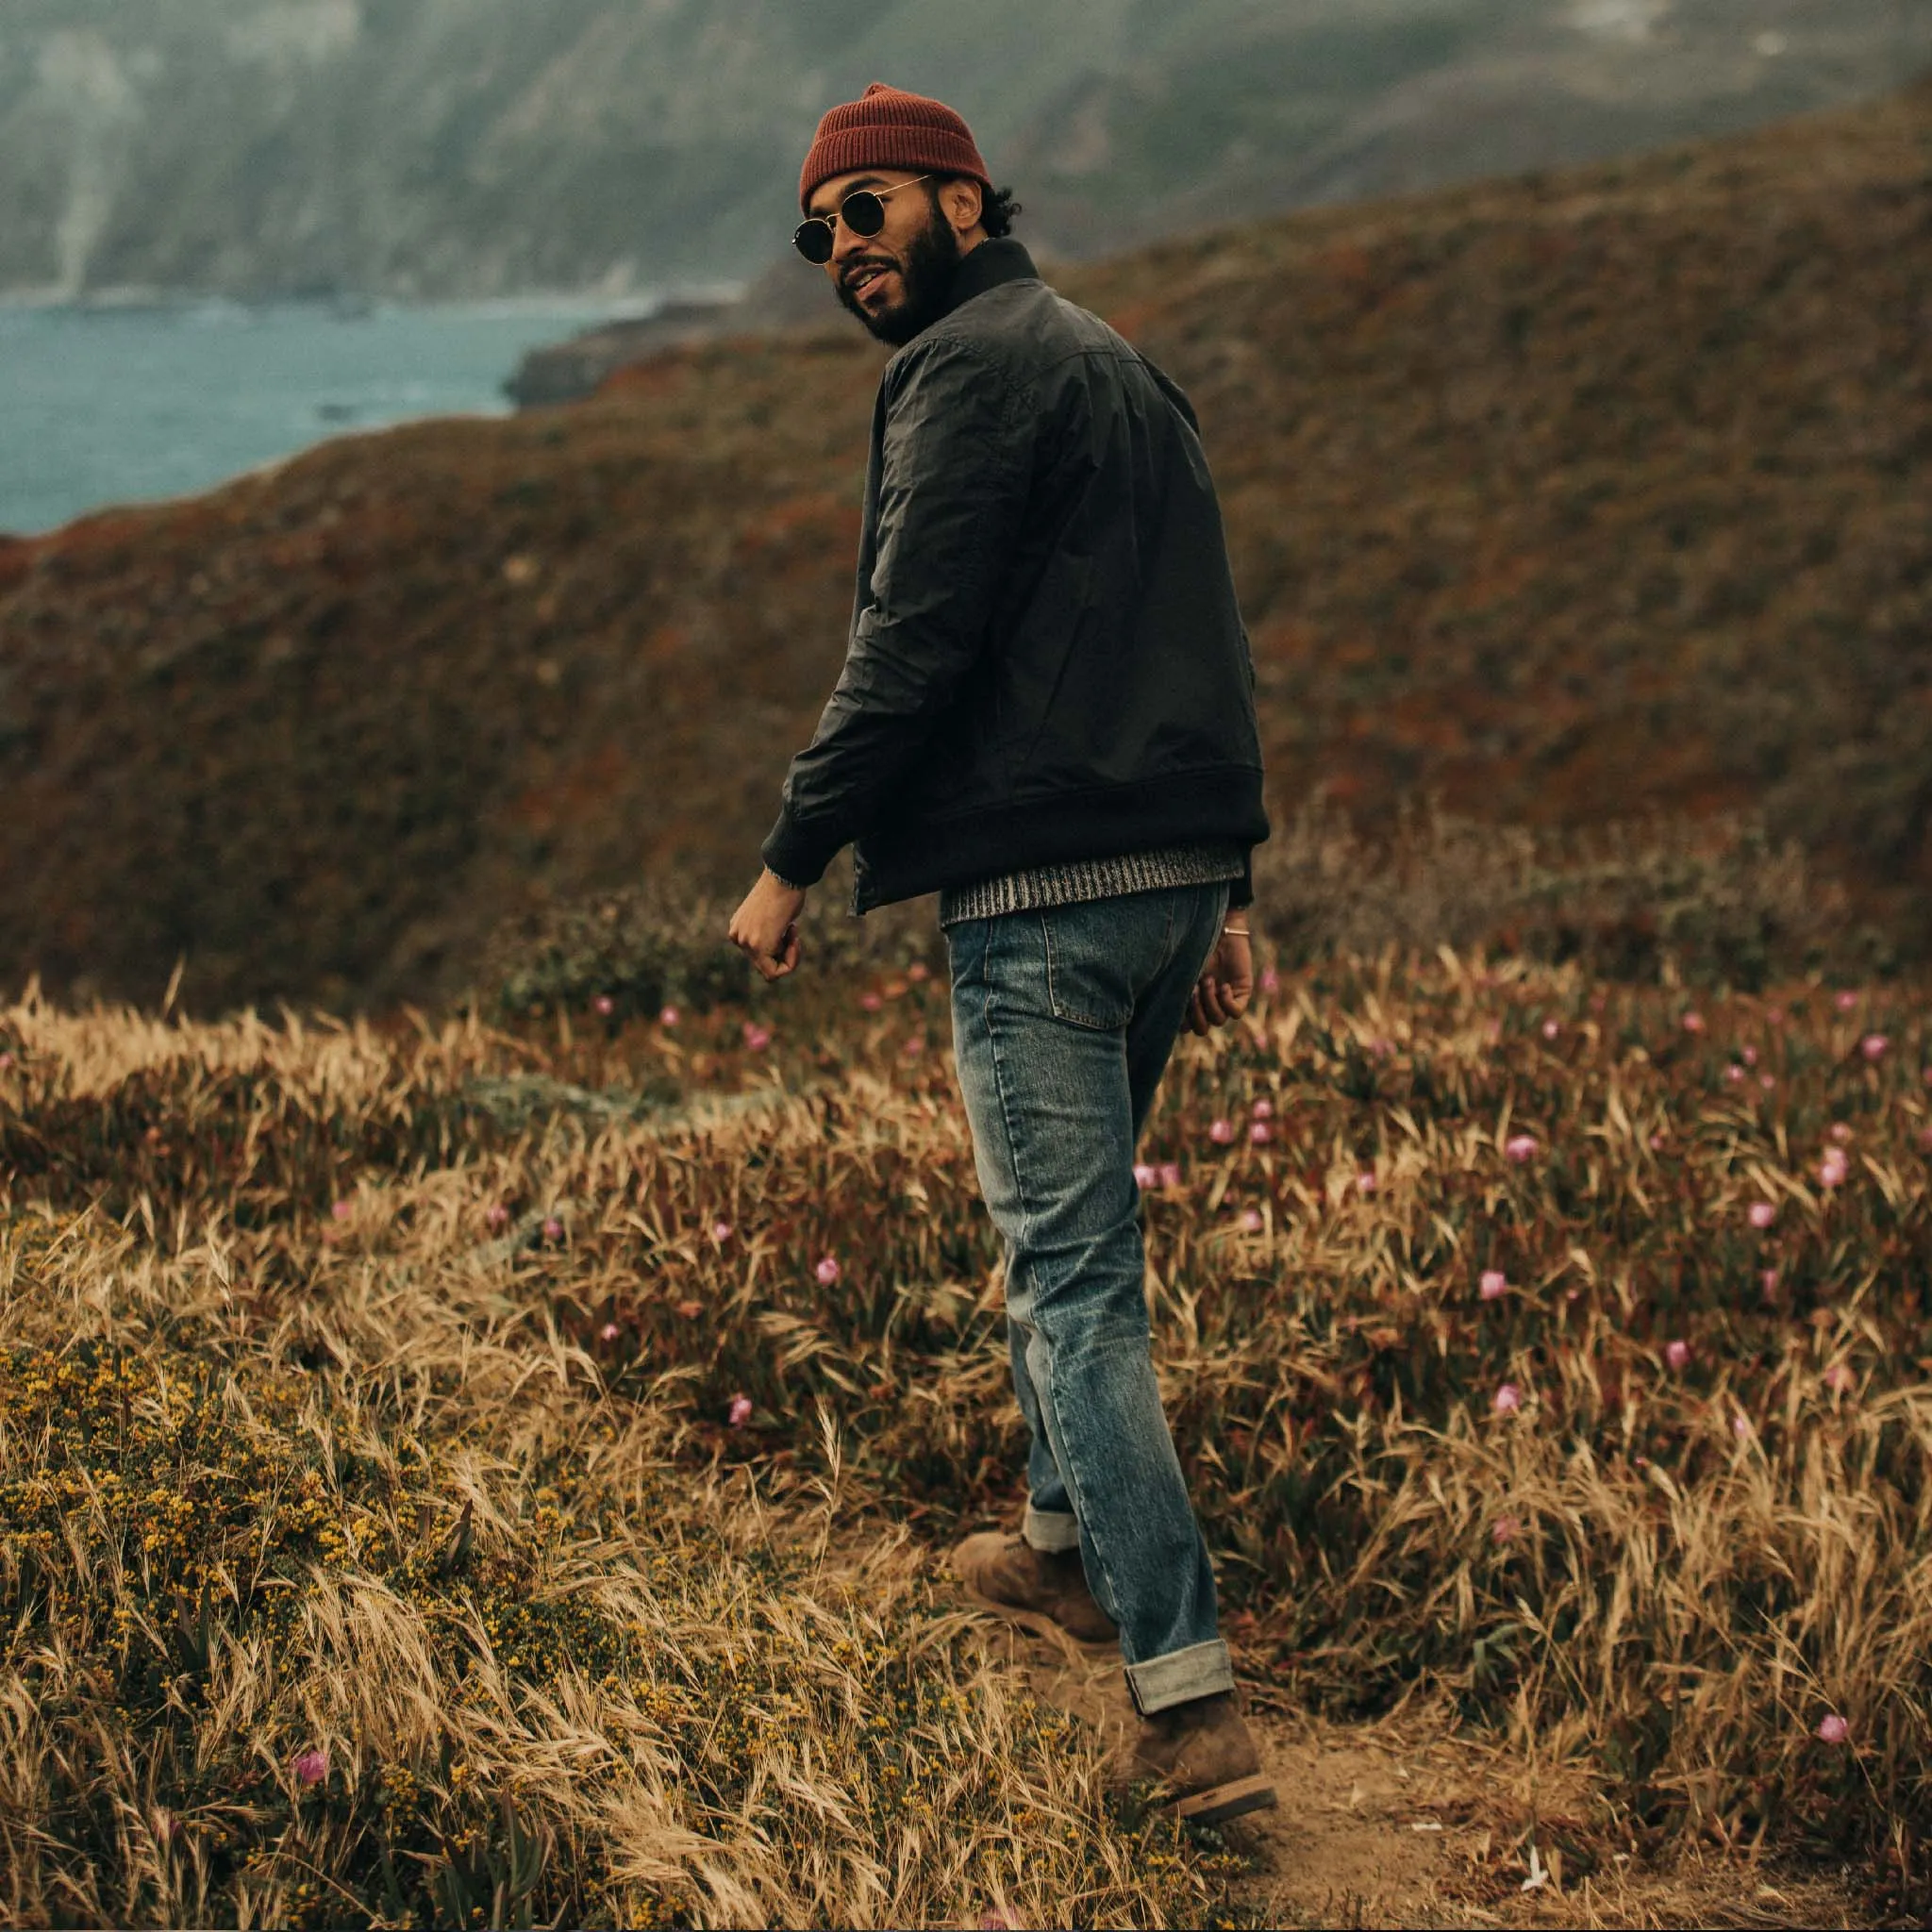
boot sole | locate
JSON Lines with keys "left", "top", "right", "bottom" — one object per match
{"left": 956, "top": 1582, "right": 1120, "bottom": 1658}
{"left": 1173, "top": 1774, "right": 1279, "bottom": 1825}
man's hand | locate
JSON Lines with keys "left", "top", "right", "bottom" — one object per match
{"left": 1184, "top": 927, "right": 1253, "bottom": 1037}
{"left": 728, "top": 870, "right": 808, "bottom": 981}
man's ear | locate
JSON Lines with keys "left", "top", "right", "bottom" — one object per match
{"left": 939, "top": 175, "right": 985, "bottom": 238}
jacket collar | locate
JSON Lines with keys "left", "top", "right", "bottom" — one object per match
{"left": 940, "top": 238, "right": 1039, "bottom": 319}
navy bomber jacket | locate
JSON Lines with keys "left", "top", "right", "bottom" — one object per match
{"left": 759, "top": 238, "right": 1270, "bottom": 914}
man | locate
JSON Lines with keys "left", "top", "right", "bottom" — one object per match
{"left": 727, "top": 82, "right": 1274, "bottom": 1825}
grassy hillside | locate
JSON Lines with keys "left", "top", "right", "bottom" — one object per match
{"left": 1, "top": 83, "right": 1928, "bottom": 1014}
{"left": 6, "top": 942, "right": 1932, "bottom": 1920}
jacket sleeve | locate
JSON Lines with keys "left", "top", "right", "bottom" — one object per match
{"left": 760, "top": 337, "right": 1033, "bottom": 889}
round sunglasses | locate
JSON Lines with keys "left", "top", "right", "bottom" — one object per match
{"left": 792, "top": 175, "right": 933, "bottom": 264}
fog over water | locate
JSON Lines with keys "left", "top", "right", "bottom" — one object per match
{"left": 1, "top": 299, "right": 650, "bottom": 537}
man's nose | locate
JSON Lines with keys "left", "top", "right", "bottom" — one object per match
{"left": 830, "top": 218, "right": 872, "bottom": 270}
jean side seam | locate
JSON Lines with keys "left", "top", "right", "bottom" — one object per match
{"left": 977, "top": 950, "right": 1134, "bottom": 1635}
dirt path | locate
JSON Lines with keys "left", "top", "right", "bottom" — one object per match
{"left": 972, "top": 1622, "right": 1870, "bottom": 1930}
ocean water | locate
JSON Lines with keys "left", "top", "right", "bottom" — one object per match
{"left": 0, "top": 297, "right": 659, "bottom": 539}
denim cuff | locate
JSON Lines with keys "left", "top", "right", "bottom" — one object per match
{"left": 1022, "top": 1505, "right": 1081, "bottom": 1553}
{"left": 1124, "top": 1638, "right": 1235, "bottom": 1715}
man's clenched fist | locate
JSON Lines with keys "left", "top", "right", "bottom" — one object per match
{"left": 728, "top": 870, "right": 808, "bottom": 981}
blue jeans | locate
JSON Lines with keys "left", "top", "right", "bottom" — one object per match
{"left": 943, "top": 882, "right": 1236, "bottom": 1715}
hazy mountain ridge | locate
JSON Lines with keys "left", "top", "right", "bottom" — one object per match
{"left": 0, "top": 0, "right": 1926, "bottom": 299}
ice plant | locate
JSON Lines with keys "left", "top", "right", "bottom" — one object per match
{"left": 1492, "top": 1383, "right": 1523, "bottom": 1415}
{"left": 815, "top": 1256, "right": 841, "bottom": 1286}
{"left": 1748, "top": 1201, "right": 1776, "bottom": 1229}
{"left": 292, "top": 1749, "right": 328, "bottom": 1788}
{"left": 727, "top": 1394, "right": 753, "bottom": 1427}
{"left": 1479, "top": 1269, "right": 1508, "bottom": 1301}
{"left": 1208, "top": 1117, "right": 1235, "bottom": 1144}
{"left": 1505, "top": 1133, "right": 1539, "bottom": 1163}
{"left": 1816, "top": 1713, "right": 1850, "bottom": 1745}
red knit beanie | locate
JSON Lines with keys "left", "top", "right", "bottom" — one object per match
{"left": 798, "top": 82, "right": 991, "bottom": 213}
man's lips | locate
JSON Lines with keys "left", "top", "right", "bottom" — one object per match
{"left": 844, "top": 260, "right": 897, "bottom": 303}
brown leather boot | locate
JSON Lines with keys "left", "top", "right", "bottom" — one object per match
{"left": 1110, "top": 1690, "right": 1278, "bottom": 1824}
{"left": 948, "top": 1530, "right": 1120, "bottom": 1651}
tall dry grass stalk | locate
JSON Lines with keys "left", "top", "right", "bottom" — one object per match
{"left": 4, "top": 938, "right": 1930, "bottom": 1920}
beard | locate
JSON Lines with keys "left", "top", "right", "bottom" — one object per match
{"left": 836, "top": 206, "right": 963, "bottom": 347}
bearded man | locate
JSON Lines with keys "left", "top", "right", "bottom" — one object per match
{"left": 727, "top": 82, "right": 1274, "bottom": 1824}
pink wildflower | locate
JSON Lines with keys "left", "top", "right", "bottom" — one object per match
{"left": 1816, "top": 1713, "right": 1850, "bottom": 1745}
{"left": 710, "top": 1220, "right": 733, "bottom": 1242}
{"left": 1920, "top": 1127, "right": 1932, "bottom": 1153}
{"left": 485, "top": 1203, "right": 509, "bottom": 1232}
{"left": 1491, "top": 1515, "right": 1520, "bottom": 1544}
{"left": 541, "top": 1216, "right": 564, "bottom": 1241}
{"left": 1818, "top": 1151, "right": 1848, "bottom": 1190}
{"left": 1541, "top": 1019, "right": 1560, "bottom": 1041}
{"left": 1209, "top": 1117, "right": 1235, "bottom": 1145}
{"left": 593, "top": 994, "right": 615, "bottom": 1017}
{"left": 901, "top": 1034, "right": 924, "bottom": 1058}
{"left": 908, "top": 962, "right": 929, "bottom": 983}
{"left": 331, "top": 1199, "right": 352, "bottom": 1222}
{"left": 1732, "top": 1412, "right": 1753, "bottom": 1441}
{"left": 727, "top": 1394, "right": 753, "bottom": 1427}
{"left": 1760, "top": 1074, "right": 1776, "bottom": 1091}
{"left": 815, "top": 1256, "right": 841, "bottom": 1286}
{"left": 1239, "top": 1208, "right": 1264, "bottom": 1233}
{"left": 1134, "top": 1161, "right": 1158, "bottom": 1188}
{"left": 1479, "top": 1270, "right": 1508, "bottom": 1302}
{"left": 1260, "top": 967, "right": 1280, "bottom": 993}
{"left": 1861, "top": 1033, "right": 1890, "bottom": 1061}
{"left": 1648, "top": 1133, "right": 1665, "bottom": 1151}
{"left": 599, "top": 1322, "right": 620, "bottom": 1342}
{"left": 1665, "top": 1340, "right": 1690, "bottom": 1373}
{"left": 1834, "top": 991, "right": 1858, "bottom": 1013}
{"left": 292, "top": 1749, "right": 328, "bottom": 1788}
{"left": 1249, "top": 1122, "right": 1272, "bottom": 1146}
{"left": 0, "top": 1053, "right": 13, "bottom": 1071}
{"left": 1252, "top": 1097, "right": 1274, "bottom": 1120}
{"left": 1829, "top": 1122, "right": 1853, "bottom": 1143}
{"left": 1741, "top": 1045, "right": 1757, "bottom": 1066}
{"left": 1158, "top": 1161, "right": 1181, "bottom": 1190}
{"left": 1824, "top": 1362, "right": 1854, "bottom": 1394}
{"left": 1748, "top": 1201, "right": 1776, "bottom": 1229}
{"left": 861, "top": 991, "right": 883, "bottom": 1012}
{"left": 1505, "top": 1133, "right": 1539, "bottom": 1163}
{"left": 1356, "top": 1170, "right": 1376, "bottom": 1196}
{"left": 1724, "top": 1064, "right": 1745, "bottom": 1084}
{"left": 1760, "top": 1269, "right": 1781, "bottom": 1302}
{"left": 1766, "top": 1007, "right": 1786, "bottom": 1025}
{"left": 1492, "top": 1383, "right": 1522, "bottom": 1416}
{"left": 742, "top": 1023, "right": 772, "bottom": 1051}
{"left": 658, "top": 1005, "right": 680, "bottom": 1027}
{"left": 1681, "top": 1010, "right": 1705, "bottom": 1034}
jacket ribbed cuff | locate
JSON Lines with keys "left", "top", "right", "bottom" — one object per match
{"left": 759, "top": 811, "right": 839, "bottom": 891}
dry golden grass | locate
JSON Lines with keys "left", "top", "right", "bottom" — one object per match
{"left": 4, "top": 936, "right": 1929, "bottom": 1924}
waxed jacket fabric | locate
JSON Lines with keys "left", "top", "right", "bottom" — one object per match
{"left": 759, "top": 239, "right": 1269, "bottom": 914}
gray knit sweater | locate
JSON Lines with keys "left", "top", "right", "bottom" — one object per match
{"left": 937, "top": 841, "right": 1248, "bottom": 928}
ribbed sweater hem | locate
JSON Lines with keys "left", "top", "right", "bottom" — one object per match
{"left": 938, "top": 841, "right": 1246, "bottom": 928}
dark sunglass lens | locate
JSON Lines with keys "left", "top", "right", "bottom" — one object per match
{"left": 792, "top": 220, "right": 834, "bottom": 263}
{"left": 841, "top": 191, "right": 887, "bottom": 238}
